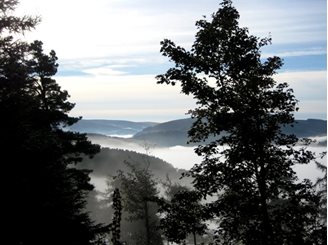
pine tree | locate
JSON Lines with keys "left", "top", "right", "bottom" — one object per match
{"left": 0, "top": 1, "right": 101, "bottom": 244}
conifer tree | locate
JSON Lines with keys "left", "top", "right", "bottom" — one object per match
{"left": 0, "top": 1, "right": 101, "bottom": 244}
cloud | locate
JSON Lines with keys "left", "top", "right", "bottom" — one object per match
{"left": 20, "top": 0, "right": 325, "bottom": 62}
{"left": 275, "top": 71, "right": 326, "bottom": 99}
{"left": 274, "top": 71, "right": 327, "bottom": 118}
{"left": 55, "top": 70, "right": 326, "bottom": 121}
{"left": 17, "top": 0, "right": 325, "bottom": 70}
{"left": 236, "top": 0, "right": 326, "bottom": 44}
{"left": 16, "top": 0, "right": 326, "bottom": 121}
{"left": 83, "top": 66, "right": 128, "bottom": 76}
{"left": 263, "top": 48, "right": 327, "bottom": 58}
{"left": 57, "top": 73, "right": 195, "bottom": 121}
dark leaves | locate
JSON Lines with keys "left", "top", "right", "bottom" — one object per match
{"left": 157, "top": 0, "right": 324, "bottom": 244}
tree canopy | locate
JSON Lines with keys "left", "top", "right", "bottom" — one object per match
{"left": 159, "top": 184, "right": 208, "bottom": 245}
{"left": 157, "top": 0, "right": 325, "bottom": 244}
{"left": 112, "top": 162, "right": 163, "bottom": 245}
{"left": 0, "top": 0, "right": 101, "bottom": 244}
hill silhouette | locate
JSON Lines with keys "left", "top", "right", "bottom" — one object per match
{"left": 79, "top": 147, "right": 189, "bottom": 184}
{"left": 67, "top": 119, "right": 157, "bottom": 136}
{"left": 133, "top": 118, "right": 327, "bottom": 146}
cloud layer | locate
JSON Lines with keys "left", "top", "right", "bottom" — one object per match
{"left": 17, "top": 0, "right": 326, "bottom": 121}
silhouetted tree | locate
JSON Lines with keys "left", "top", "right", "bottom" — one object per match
{"left": 157, "top": 0, "right": 324, "bottom": 244}
{"left": 114, "top": 162, "right": 163, "bottom": 245}
{"left": 0, "top": 0, "right": 101, "bottom": 244}
{"left": 159, "top": 184, "right": 208, "bottom": 245}
{"left": 315, "top": 152, "right": 327, "bottom": 224}
{"left": 111, "top": 188, "right": 122, "bottom": 245}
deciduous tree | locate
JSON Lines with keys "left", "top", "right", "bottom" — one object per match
{"left": 157, "top": 1, "right": 324, "bottom": 244}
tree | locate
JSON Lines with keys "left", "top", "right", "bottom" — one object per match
{"left": 157, "top": 0, "right": 324, "bottom": 244}
{"left": 110, "top": 188, "right": 122, "bottom": 245}
{"left": 0, "top": 0, "right": 101, "bottom": 244}
{"left": 159, "top": 183, "right": 208, "bottom": 245}
{"left": 113, "top": 162, "right": 163, "bottom": 245}
{"left": 315, "top": 152, "right": 327, "bottom": 224}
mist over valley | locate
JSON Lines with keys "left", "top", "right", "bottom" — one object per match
{"left": 74, "top": 118, "right": 327, "bottom": 192}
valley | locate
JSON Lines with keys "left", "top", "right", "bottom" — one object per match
{"left": 73, "top": 118, "right": 327, "bottom": 192}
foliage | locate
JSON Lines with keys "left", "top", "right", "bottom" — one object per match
{"left": 159, "top": 184, "right": 208, "bottom": 245}
{"left": 110, "top": 188, "right": 122, "bottom": 245}
{"left": 315, "top": 152, "right": 327, "bottom": 223}
{"left": 157, "top": 0, "right": 325, "bottom": 244}
{"left": 80, "top": 147, "right": 186, "bottom": 183}
{"left": 0, "top": 0, "right": 101, "bottom": 244}
{"left": 110, "top": 162, "right": 163, "bottom": 245}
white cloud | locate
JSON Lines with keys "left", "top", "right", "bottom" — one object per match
{"left": 274, "top": 71, "right": 327, "bottom": 117}
{"left": 15, "top": 0, "right": 326, "bottom": 120}
{"left": 262, "top": 48, "right": 327, "bottom": 58}
{"left": 17, "top": 0, "right": 198, "bottom": 60}
{"left": 236, "top": 0, "right": 326, "bottom": 44}
{"left": 275, "top": 71, "right": 326, "bottom": 99}
{"left": 83, "top": 66, "right": 128, "bottom": 76}
{"left": 55, "top": 70, "right": 326, "bottom": 121}
{"left": 18, "top": 0, "right": 325, "bottom": 62}
{"left": 57, "top": 74, "right": 195, "bottom": 121}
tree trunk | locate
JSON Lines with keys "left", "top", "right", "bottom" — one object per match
{"left": 193, "top": 231, "right": 197, "bottom": 245}
{"left": 258, "top": 176, "right": 273, "bottom": 245}
{"left": 144, "top": 200, "right": 150, "bottom": 245}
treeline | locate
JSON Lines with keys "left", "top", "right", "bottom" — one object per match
{"left": 86, "top": 161, "right": 212, "bottom": 245}
{"left": 82, "top": 148, "right": 200, "bottom": 244}
{"left": 80, "top": 147, "right": 188, "bottom": 181}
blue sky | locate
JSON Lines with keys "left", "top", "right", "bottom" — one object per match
{"left": 18, "top": 0, "right": 326, "bottom": 122}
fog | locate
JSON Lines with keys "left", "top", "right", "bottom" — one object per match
{"left": 89, "top": 176, "right": 108, "bottom": 193}
{"left": 89, "top": 136, "right": 326, "bottom": 192}
{"left": 88, "top": 136, "right": 202, "bottom": 169}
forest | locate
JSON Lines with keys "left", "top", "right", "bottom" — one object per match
{"left": 1, "top": 0, "right": 326, "bottom": 244}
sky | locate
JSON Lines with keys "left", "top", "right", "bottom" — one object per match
{"left": 16, "top": 0, "right": 327, "bottom": 122}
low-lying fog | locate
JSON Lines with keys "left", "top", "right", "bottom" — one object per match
{"left": 89, "top": 135, "right": 326, "bottom": 192}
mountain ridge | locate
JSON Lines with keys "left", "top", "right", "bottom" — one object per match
{"left": 66, "top": 119, "right": 158, "bottom": 136}
{"left": 133, "top": 118, "right": 327, "bottom": 146}
{"left": 68, "top": 118, "right": 326, "bottom": 147}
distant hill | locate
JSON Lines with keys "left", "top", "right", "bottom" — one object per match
{"left": 80, "top": 147, "right": 190, "bottom": 185}
{"left": 133, "top": 118, "right": 194, "bottom": 146}
{"left": 81, "top": 148, "right": 193, "bottom": 226}
{"left": 133, "top": 118, "right": 327, "bottom": 146}
{"left": 67, "top": 118, "right": 326, "bottom": 147}
{"left": 283, "top": 119, "right": 327, "bottom": 138}
{"left": 66, "top": 119, "right": 157, "bottom": 136}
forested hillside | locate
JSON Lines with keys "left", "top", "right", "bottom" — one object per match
{"left": 133, "top": 118, "right": 326, "bottom": 146}
{"left": 80, "top": 147, "right": 189, "bottom": 183}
